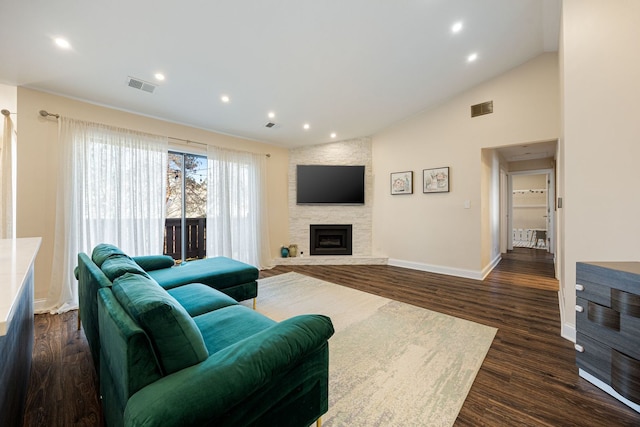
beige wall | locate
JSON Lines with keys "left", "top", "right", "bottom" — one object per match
{"left": 372, "top": 53, "right": 560, "bottom": 278}
{"left": 16, "top": 87, "right": 289, "bottom": 300}
{"left": 560, "top": 1, "right": 640, "bottom": 339}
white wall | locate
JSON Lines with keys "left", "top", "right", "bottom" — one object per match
{"left": 560, "top": 0, "right": 640, "bottom": 339}
{"left": 480, "top": 149, "right": 503, "bottom": 269}
{"left": 16, "top": 88, "right": 289, "bottom": 300}
{"left": 372, "top": 53, "right": 560, "bottom": 278}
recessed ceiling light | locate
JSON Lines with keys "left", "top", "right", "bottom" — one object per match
{"left": 268, "top": 111, "right": 275, "bottom": 119}
{"left": 330, "top": 133, "right": 337, "bottom": 139}
{"left": 54, "top": 37, "right": 71, "bottom": 49}
{"left": 303, "top": 123, "right": 310, "bottom": 130}
{"left": 221, "top": 95, "right": 230, "bottom": 103}
{"left": 467, "top": 52, "right": 478, "bottom": 62}
{"left": 451, "top": 21, "right": 463, "bottom": 33}
{"left": 154, "top": 73, "right": 165, "bottom": 81}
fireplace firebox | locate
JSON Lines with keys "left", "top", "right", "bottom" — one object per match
{"left": 310, "top": 224, "right": 352, "bottom": 256}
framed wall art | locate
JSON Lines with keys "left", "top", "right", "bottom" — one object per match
{"left": 390, "top": 171, "right": 413, "bottom": 195}
{"left": 423, "top": 167, "right": 449, "bottom": 193}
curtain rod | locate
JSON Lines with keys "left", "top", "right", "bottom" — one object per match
{"left": 1, "top": 109, "right": 13, "bottom": 116}
{"left": 169, "top": 136, "right": 271, "bottom": 157}
{"left": 36, "top": 110, "right": 270, "bottom": 158}
{"left": 39, "top": 110, "right": 60, "bottom": 118}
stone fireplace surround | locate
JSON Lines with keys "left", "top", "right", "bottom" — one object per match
{"left": 275, "top": 138, "right": 387, "bottom": 266}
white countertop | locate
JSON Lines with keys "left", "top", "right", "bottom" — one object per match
{"left": 0, "top": 238, "right": 42, "bottom": 336}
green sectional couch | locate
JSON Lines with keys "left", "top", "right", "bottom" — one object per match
{"left": 77, "top": 244, "right": 259, "bottom": 369}
{"left": 78, "top": 244, "right": 334, "bottom": 426}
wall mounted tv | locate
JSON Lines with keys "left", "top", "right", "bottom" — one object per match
{"left": 296, "top": 165, "right": 365, "bottom": 205}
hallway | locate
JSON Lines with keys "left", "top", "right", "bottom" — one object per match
{"left": 492, "top": 247, "right": 558, "bottom": 291}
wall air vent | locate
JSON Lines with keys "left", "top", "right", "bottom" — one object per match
{"left": 471, "top": 100, "right": 493, "bottom": 117}
{"left": 127, "top": 76, "right": 157, "bottom": 93}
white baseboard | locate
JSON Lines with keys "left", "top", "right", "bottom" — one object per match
{"left": 562, "top": 322, "right": 576, "bottom": 342}
{"left": 557, "top": 289, "right": 577, "bottom": 343}
{"left": 272, "top": 255, "right": 388, "bottom": 266}
{"left": 388, "top": 258, "right": 493, "bottom": 281}
{"left": 481, "top": 254, "right": 502, "bottom": 280}
{"left": 274, "top": 252, "right": 499, "bottom": 282}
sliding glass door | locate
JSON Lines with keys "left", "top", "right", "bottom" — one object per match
{"left": 165, "top": 151, "right": 207, "bottom": 262}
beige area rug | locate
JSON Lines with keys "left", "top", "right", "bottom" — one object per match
{"left": 251, "top": 272, "right": 497, "bottom": 427}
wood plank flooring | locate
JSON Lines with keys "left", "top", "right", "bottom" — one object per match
{"left": 23, "top": 310, "right": 101, "bottom": 426}
{"left": 22, "top": 248, "right": 640, "bottom": 426}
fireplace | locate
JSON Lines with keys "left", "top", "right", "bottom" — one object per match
{"left": 310, "top": 224, "right": 352, "bottom": 256}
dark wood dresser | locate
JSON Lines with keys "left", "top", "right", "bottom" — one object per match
{"left": 576, "top": 261, "right": 640, "bottom": 412}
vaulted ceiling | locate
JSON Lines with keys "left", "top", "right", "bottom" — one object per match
{"left": 0, "top": 0, "right": 560, "bottom": 148}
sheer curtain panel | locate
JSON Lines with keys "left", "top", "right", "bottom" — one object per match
{"left": 42, "top": 118, "right": 168, "bottom": 314}
{"left": 0, "top": 114, "right": 16, "bottom": 238}
{"left": 206, "top": 146, "right": 271, "bottom": 268}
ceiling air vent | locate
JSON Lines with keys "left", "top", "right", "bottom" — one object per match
{"left": 471, "top": 101, "right": 493, "bottom": 118}
{"left": 127, "top": 76, "right": 157, "bottom": 93}
{"left": 265, "top": 122, "right": 276, "bottom": 128}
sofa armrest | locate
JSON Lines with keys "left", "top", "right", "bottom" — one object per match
{"left": 124, "top": 314, "right": 334, "bottom": 426}
{"left": 132, "top": 255, "right": 175, "bottom": 272}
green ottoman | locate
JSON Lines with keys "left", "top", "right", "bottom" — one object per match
{"left": 147, "top": 257, "right": 259, "bottom": 304}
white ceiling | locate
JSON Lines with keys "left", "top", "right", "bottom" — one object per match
{"left": 495, "top": 140, "right": 557, "bottom": 162}
{"left": 0, "top": 0, "right": 560, "bottom": 148}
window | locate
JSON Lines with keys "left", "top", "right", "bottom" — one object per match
{"left": 165, "top": 151, "right": 207, "bottom": 261}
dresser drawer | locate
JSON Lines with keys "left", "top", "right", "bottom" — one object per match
{"left": 576, "top": 333, "right": 640, "bottom": 405}
{"left": 612, "top": 348, "right": 640, "bottom": 404}
{"left": 577, "top": 262, "right": 640, "bottom": 307}
{"left": 576, "top": 332, "right": 611, "bottom": 384}
{"left": 576, "top": 297, "right": 640, "bottom": 360}
{"left": 575, "top": 279, "right": 611, "bottom": 308}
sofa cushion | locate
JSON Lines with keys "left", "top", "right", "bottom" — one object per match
{"left": 194, "top": 305, "right": 276, "bottom": 355}
{"left": 112, "top": 273, "right": 209, "bottom": 375}
{"left": 92, "top": 243, "right": 128, "bottom": 267}
{"left": 132, "top": 255, "right": 175, "bottom": 272}
{"left": 101, "top": 255, "right": 149, "bottom": 282}
{"left": 167, "top": 283, "right": 238, "bottom": 317}
{"left": 148, "top": 256, "right": 259, "bottom": 291}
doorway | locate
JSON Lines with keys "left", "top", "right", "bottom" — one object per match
{"left": 510, "top": 170, "right": 554, "bottom": 253}
{"left": 494, "top": 140, "right": 558, "bottom": 279}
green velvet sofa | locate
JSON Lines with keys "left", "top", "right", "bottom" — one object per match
{"left": 79, "top": 244, "right": 334, "bottom": 426}
{"left": 77, "top": 244, "right": 260, "bottom": 369}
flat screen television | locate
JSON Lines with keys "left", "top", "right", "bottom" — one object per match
{"left": 296, "top": 165, "right": 365, "bottom": 205}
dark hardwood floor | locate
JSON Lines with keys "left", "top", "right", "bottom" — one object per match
{"left": 23, "top": 248, "right": 640, "bottom": 426}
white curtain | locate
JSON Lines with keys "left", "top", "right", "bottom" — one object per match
{"left": 206, "top": 146, "right": 271, "bottom": 268}
{"left": 42, "top": 118, "right": 168, "bottom": 314}
{"left": 0, "top": 114, "right": 16, "bottom": 239}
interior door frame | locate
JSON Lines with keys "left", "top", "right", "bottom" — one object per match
{"left": 507, "top": 168, "right": 555, "bottom": 254}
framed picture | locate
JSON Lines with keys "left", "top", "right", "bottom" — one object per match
{"left": 423, "top": 167, "right": 450, "bottom": 193}
{"left": 391, "top": 171, "right": 413, "bottom": 195}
